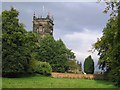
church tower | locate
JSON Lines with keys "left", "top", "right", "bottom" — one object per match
{"left": 33, "top": 13, "right": 54, "bottom": 36}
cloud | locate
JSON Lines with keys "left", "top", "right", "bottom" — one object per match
{"left": 2, "top": 2, "right": 109, "bottom": 32}
{"left": 62, "top": 28, "right": 102, "bottom": 66}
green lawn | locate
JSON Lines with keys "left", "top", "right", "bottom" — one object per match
{"left": 2, "top": 75, "right": 117, "bottom": 88}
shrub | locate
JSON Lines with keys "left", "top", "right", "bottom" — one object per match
{"left": 84, "top": 55, "right": 94, "bottom": 74}
{"left": 30, "top": 60, "right": 52, "bottom": 75}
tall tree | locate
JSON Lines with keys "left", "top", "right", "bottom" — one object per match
{"left": 84, "top": 55, "right": 94, "bottom": 74}
{"left": 94, "top": 1, "right": 120, "bottom": 86}
{"left": 2, "top": 8, "right": 33, "bottom": 77}
{"left": 36, "top": 35, "right": 75, "bottom": 72}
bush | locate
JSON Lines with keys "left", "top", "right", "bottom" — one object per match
{"left": 84, "top": 55, "right": 94, "bottom": 74}
{"left": 29, "top": 60, "right": 52, "bottom": 75}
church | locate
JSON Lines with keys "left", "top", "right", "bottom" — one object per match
{"left": 32, "top": 13, "right": 54, "bottom": 36}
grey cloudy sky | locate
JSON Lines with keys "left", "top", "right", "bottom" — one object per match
{"left": 2, "top": 2, "right": 110, "bottom": 69}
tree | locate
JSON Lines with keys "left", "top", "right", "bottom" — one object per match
{"left": 93, "top": 1, "right": 120, "bottom": 86}
{"left": 2, "top": 8, "right": 34, "bottom": 77}
{"left": 77, "top": 61, "right": 82, "bottom": 72}
{"left": 84, "top": 55, "right": 94, "bottom": 74}
{"left": 67, "top": 60, "right": 80, "bottom": 73}
{"left": 53, "top": 39, "right": 75, "bottom": 72}
{"left": 94, "top": 17, "right": 117, "bottom": 64}
{"left": 36, "top": 35, "right": 75, "bottom": 72}
{"left": 25, "top": 31, "right": 40, "bottom": 61}
{"left": 36, "top": 35, "right": 56, "bottom": 62}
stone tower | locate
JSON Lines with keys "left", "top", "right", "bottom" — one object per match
{"left": 33, "top": 13, "right": 54, "bottom": 36}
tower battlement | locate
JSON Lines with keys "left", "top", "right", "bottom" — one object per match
{"left": 33, "top": 13, "right": 54, "bottom": 36}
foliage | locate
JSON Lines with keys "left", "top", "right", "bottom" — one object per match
{"left": 2, "top": 8, "right": 32, "bottom": 77}
{"left": 84, "top": 55, "right": 94, "bottom": 74}
{"left": 93, "top": 2, "right": 120, "bottom": 86}
{"left": 25, "top": 31, "right": 40, "bottom": 61}
{"left": 94, "top": 17, "right": 118, "bottom": 63}
{"left": 103, "top": 1, "right": 118, "bottom": 17}
{"left": 2, "top": 7, "right": 41, "bottom": 77}
{"left": 108, "top": 67, "right": 120, "bottom": 86}
{"left": 77, "top": 61, "right": 82, "bottom": 72}
{"left": 36, "top": 35, "right": 56, "bottom": 62}
{"left": 36, "top": 35, "right": 75, "bottom": 72}
{"left": 67, "top": 60, "right": 80, "bottom": 73}
{"left": 108, "top": 43, "right": 120, "bottom": 86}
{"left": 29, "top": 60, "right": 52, "bottom": 75}
{"left": 52, "top": 39, "right": 75, "bottom": 72}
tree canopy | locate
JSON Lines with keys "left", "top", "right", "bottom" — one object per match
{"left": 93, "top": 1, "right": 120, "bottom": 86}
{"left": 36, "top": 35, "right": 76, "bottom": 72}
{"left": 2, "top": 8, "right": 32, "bottom": 76}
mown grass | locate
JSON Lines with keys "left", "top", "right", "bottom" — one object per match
{"left": 2, "top": 75, "right": 118, "bottom": 88}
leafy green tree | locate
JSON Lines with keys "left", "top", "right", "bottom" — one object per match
{"left": 36, "top": 35, "right": 75, "bottom": 72}
{"left": 2, "top": 8, "right": 34, "bottom": 77}
{"left": 25, "top": 31, "right": 40, "bottom": 61}
{"left": 53, "top": 39, "right": 75, "bottom": 72}
{"left": 67, "top": 60, "right": 79, "bottom": 73}
{"left": 94, "top": 17, "right": 117, "bottom": 64}
{"left": 94, "top": 1, "right": 120, "bottom": 86}
{"left": 36, "top": 35, "right": 56, "bottom": 62}
{"left": 84, "top": 55, "right": 94, "bottom": 74}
